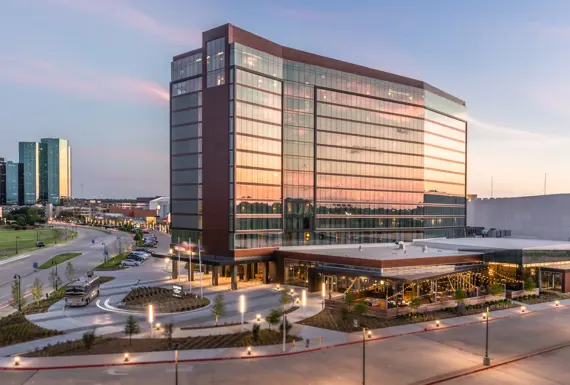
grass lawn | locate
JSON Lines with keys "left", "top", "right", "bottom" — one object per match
{"left": 24, "top": 330, "right": 301, "bottom": 357}
{"left": 0, "top": 228, "right": 63, "bottom": 259}
{"left": 38, "top": 253, "right": 82, "bottom": 269}
{"left": 121, "top": 287, "right": 209, "bottom": 313}
{"left": 94, "top": 253, "right": 128, "bottom": 271}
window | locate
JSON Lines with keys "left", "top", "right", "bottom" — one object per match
{"left": 206, "top": 37, "right": 226, "bottom": 87}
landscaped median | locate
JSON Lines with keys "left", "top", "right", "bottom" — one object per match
{"left": 94, "top": 253, "right": 128, "bottom": 271}
{"left": 120, "top": 287, "right": 209, "bottom": 313}
{"left": 38, "top": 253, "right": 82, "bottom": 269}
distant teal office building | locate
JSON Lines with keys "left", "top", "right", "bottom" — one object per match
{"left": 19, "top": 142, "right": 40, "bottom": 205}
{"left": 5, "top": 161, "right": 21, "bottom": 204}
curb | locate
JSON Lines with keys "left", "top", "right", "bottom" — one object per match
{"left": 1, "top": 302, "right": 566, "bottom": 371}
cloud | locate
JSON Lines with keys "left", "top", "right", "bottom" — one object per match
{"left": 0, "top": 57, "right": 168, "bottom": 105}
{"left": 468, "top": 117, "right": 546, "bottom": 139}
{"left": 530, "top": 21, "right": 570, "bottom": 39}
{"left": 49, "top": 0, "right": 200, "bottom": 45}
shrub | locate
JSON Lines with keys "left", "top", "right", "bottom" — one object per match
{"left": 524, "top": 278, "right": 536, "bottom": 291}
{"left": 344, "top": 292, "right": 355, "bottom": 311}
{"left": 354, "top": 302, "right": 368, "bottom": 315}
{"left": 164, "top": 323, "right": 174, "bottom": 347}
{"left": 340, "top": 306, "right": 349, "bottom": 321}
{"left": 252, "top": 323, "right": 261, "bottom": 343}
{"left": 266, "top": 308, "right": 281, "bottom": 330}
{"left": 82, "top": 331, "right": 96, "bottom": 350}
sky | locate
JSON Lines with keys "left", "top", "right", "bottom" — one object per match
{"left": 0, "top": 0, "right": 569, "bottom": 199}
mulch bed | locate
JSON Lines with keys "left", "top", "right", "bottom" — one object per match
{"left": 516, "top": 293, "right": 570, "bottom": 305}
{"left": 24, "top": 330, "right": 301, "bottom": 357}
{"left": 0, "top": 313, "right": 62, "bottom": 348}
{"left": 300, "top": 299, "right": 518, "bottom": 333}
{"left": 120, "top": 286, "right": 209, "bottom": 313}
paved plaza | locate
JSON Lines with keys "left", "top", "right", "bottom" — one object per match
{"left": 2, "top": 304, "right": 570, "bottom": 384}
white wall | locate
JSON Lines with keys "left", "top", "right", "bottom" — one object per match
{"left": 467, "top": 194, "right": 570, "bottom": 241}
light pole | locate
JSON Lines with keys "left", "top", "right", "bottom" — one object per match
{"left": 239, "top": 294, "right": 246, "bottom": 331}
{"left": 15, "top": 236, "right": 20, "bottom": 254}
{"left": 148, "top": 304, "right": 154, "bottom": 339}
{"left": 302, "top": 289, "right": 307, "bottom": 316}
{"left": 483, "top": 306, "right": 490, "bottom": 366}
{"left": 52, "top": 261, "right": 58, "bottom": 290}
{"left": 362, "top": 327, "right": 366, "bottom": 385}
{"left": 321, "top": 281, "right": 326, "bottom": 309}
{"left": 102, "top": 242, "right": 108, "bottom": 263}
{"left": 117, "top": 236, "right": 122, "bottom": 254}
{"left": 13, "top": 274, "right": 21, "bottom": 311}
{"left": 174, "top": 343, "right": 179, "bottom": 385}
{"left": 198, "top": 239, "right": 203, "bottom": 298}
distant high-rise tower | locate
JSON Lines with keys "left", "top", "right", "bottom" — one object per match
{"left": 39, "top": 138, "right": 72, "bottom": 205}
{"left": 19, "top": 142, "right": 40, "bottom": 205}
{"left": 0, "top": 158, "right": 6, "bottom": 205}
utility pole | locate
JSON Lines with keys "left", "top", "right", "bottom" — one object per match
{"left": 544, "top": 173, "right": 547, "bottom": 195}
{"left": 483, "top": 306, "right": 490, "bottom": 365}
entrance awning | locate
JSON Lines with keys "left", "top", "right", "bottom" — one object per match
{"left": 152, "top": 253, "right": 274, "bottom": 266}
{"left": 311, "top": 264, "right": 484, "bottom": 282}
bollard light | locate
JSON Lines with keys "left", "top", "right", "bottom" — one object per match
{"left": 256, "top": 314, "right": 261, "bottom": 322}
{"left": 124, "top": 352, "right": 129, "bottom": 362}
{"left": 247, "top": 346, "right": 251, "bottom": 355}
{"left": 156, "top": 323, "right": 161, "bottom": 331}
{"left": 302, "top": 290, "right": 307, "bottom": 307}
{"left": 169, "top": 248, "right": 173, "bottom": 254}
{"left": 367, "top": 330, "right": 372, "bottom": 339}
{"left": 556, "top": 300, "right": 560, "bottom": 307}
{"left": 290, "top": 288, "right": 294, "bottom": 296}
{"left": 521, "top": 306, "right": 526, "bottom": 313}
{"left": 276, "top": 284, "right": 280, "bottom": 290}
{"left": 295, "top": 298, "right": 300, "bottom": 306}
{"left": 14, "top": 356, "right": 20, "bottom": 366}
{"left": 436, "top": 320, "right": 440, "bottom": 327}
{"left": 482, "top": 312, "right": 487, "bottom": 320}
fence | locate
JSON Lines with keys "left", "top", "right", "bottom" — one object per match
{"left": 506, "top": 288, "right": 539, "bottom": 299}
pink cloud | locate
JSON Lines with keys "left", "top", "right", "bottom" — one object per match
{"left": 530, "top": 21, "right": 570, "bottom": 39}
{"left": 0, "top": 57, "right": 168, "bottom": 105}
{"left": 49, "top": 0, "right": 200, "bottom": 45}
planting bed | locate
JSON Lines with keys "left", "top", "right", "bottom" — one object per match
{"left": 121, "top": 286, "right": 209, "bottom": 313}
{"left": 516, "top": 293, "right": 570, "bottom": 305}
{"left": 300, "top": 299, "right": 517, "bottom": 333}
{"left": 0, "top": 313, "right": 62, "bottom": 347}
{"left": 25, "top": 330, "right": 301, "bottom": 357}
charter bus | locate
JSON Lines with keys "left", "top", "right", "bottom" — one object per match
{"left": 64, "top": 276, "right": 101, "bottom": 307}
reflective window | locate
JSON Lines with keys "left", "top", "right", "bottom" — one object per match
{"left": 236, "top": 86, "right": 281, "bottom": 109}
{"left": 172, "top": 53, "right": 202, "bottom": 81}
{"left": 172, "top": 92, "right": 201, "bottom": 111}
{"left": 235, "top": 118, "right": 281, "bottom": 140}
{"left": 207, "top": 69, "right": 225, "bottom": 87}
{"left": 236, "top": 217, "right": 282, "bottom": 230}
{"left": 235, "top": 102, "right": 281, "bottom": 125}
{"left": 236, "top": 69, "right": 282, "bottom": 94}
{"left": 172, "top": 78, "right": 201, "bottom": 96}
{"left": 171, "top": 123, "right": 201, "bottom": 141}
{"left": 171, "top": 138, "right": 201, "bottom": 155}
{"left": 206, "top": 37, "right": 225, "bottom": 72}
{"left": 236, "top": 135, "right": 281, "bottom": 154}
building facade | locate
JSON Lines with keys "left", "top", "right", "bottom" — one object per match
{"left": 0, "top": 158, "right": 5, "bottom": 205}
{"left": 5, "top": 161, "right": 21, "bottom": 205}
{"left": 19, "top": 142, "right": 40, "bottom": 205}
{"left": 39, "top": 138, "right": 72, "bottom": 205}
{"left": 170, "top": 24, "right": 467, "bottom": 261}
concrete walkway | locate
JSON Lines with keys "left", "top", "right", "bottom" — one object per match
{"left": 0, "top": 295, "right": 568, "bottom": 369}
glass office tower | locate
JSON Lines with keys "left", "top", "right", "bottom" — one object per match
{"left": 171, "top": 24, "right": 467, "bottom": 257}
{"left": 0, "top": 158, "right": 5, "bottom": 205}
{"left": 39, "top": 138, "right": 72, "bottom": 205}
{"left": 19, "top": 142, "right": 39, "bottom": 205}
{"left": 5, "top": 161, "right": 20, "bottom": 205}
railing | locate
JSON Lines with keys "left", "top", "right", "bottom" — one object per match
{"left": 506, "top": 288, "right": 539, "bottom": 299}
{"left": 325, "top": 298, "right": 458, "bottom": 318}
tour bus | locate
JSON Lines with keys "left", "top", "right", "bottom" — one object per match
{"left": 64, "top": 276, "right": 101, "bottom": 307}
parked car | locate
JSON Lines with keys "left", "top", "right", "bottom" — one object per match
{"left": 135, "top": 248, "right": 153, "bottom": 254}
{"left": 36, "top": 241, "right": 45, "bottom": 248}
{"left": 130, "top": 251, "right": 150, "bottom": 260}
{"left": 120, "top": 259, "right": 141, "bottom": 267}
{"left": 126, "top": 255, "right": 145, "bottom": 263}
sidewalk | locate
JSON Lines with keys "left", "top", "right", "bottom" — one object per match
{"left": 1, "top": 294, "right": 568, "bottom": 369}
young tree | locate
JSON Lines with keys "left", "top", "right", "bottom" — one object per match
{"left": 82, "top": 331, "right": 96, "bottom": 350}
{"left": 279, "top": 290, "right": 291, "bottom": 312}
{"left": 211, "top": 294, "right": 226, "bottom": 326}
{"left": 344, "top": 291, "right": 355, "bottom": 312}
{"left": 266, "top": 308, "right": 281, "bottom": 330}
{"left": 252, "top": 323, "right": 261, "bottom": 343}
{"left": 408, "top": 296, "right": 421, "bottom": 316}
{"left": 124, "top": 315, "right": 140, "bottom": 345}
{"left": 524, "top": 277, "right": 537, "bottom": 291}
{"left": 65, "top": 262, "right": 75, "bottom": 283}
{"left": 454, "top": 288, "right": 466, "bottom": 303}
{"left": 354, "top": 302, "right": 368, "bottom": 315}
{"left": 11, "top": 280, "right": 27, "bottom": 310}
{"left": 164, "top": 323, "right": 174, "bottom": 347}
{"left": 48, "top": 270, "right": 62, "bottom": 291}
{"left": 30, "top": 278, "right": 44, "bottom": 303}
{"left": 490, "top": 283, "right": 504, "bottom": 296}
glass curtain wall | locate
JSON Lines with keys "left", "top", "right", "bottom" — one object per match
{"left": 171, "top": 52, "right": 203, "bottom": 243}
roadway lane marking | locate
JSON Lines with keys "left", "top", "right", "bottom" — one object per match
{"left": 0, "top": 254, "right": 30, "bottom": 266}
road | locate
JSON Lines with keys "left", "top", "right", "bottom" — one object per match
{"left": 0, "top": 226, "right": 133, "bottom": 315}
{"left": 2, "top": 305, "right": 570, "bottom": 384}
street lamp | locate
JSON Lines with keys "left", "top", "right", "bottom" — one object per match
{"left": 148, "top": 304, "right": 154, "bottom": 338}
{"left": 13, "top": 274, "right": 21, "bottom": 311}
{"left": 302, "top": 289, "right": 307, "bottom": 315}
{"left": 174, "top": 343, "right": 179, "bottom": 385}
{"left": 239, "top": 294, "right": 246, "bottom": 331}
{"left": 321, "top": 281, "right": 326, "bottom": 309}
{"left": 52, "top": 261, "right": 58, "bottom": 290}
{"left": 483, "top": 306, "right": 490, "bottom": 366}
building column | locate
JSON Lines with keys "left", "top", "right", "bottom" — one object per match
{"left": 189, "top": 261, "right": 194, "bottom": 281}
{"left": 231, "top": 265, "right": 238, "bottom": 290}
{"left": 243, "top": 264, "right": 249, "bottom": 281}
{"left": 263, "top": 261, "right": 269, "bottom": 284}
{"left": 172, "top": 260, "right": 178, "bottom": 280}
{"left": 254, "top": 263, "right": 259, "bottom": 276}
{"left": 211, "top": 266, "right": 219, "bottom": 286}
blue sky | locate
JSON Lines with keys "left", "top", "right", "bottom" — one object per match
{"left": 0, "top": 0, "right": 569, "bottom": 198}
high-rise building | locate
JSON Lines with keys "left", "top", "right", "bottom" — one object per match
{"left": 39, "top": 138, "right": 72, "bottom": 205}
{"left": 19, "top": 142, "right": 40, "bottom": 205}
{"left": 170, "top": 24, "right": 466, "bottom": 261}
{"left": 0, "top": 158, "right": 6, "bottom": 205}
